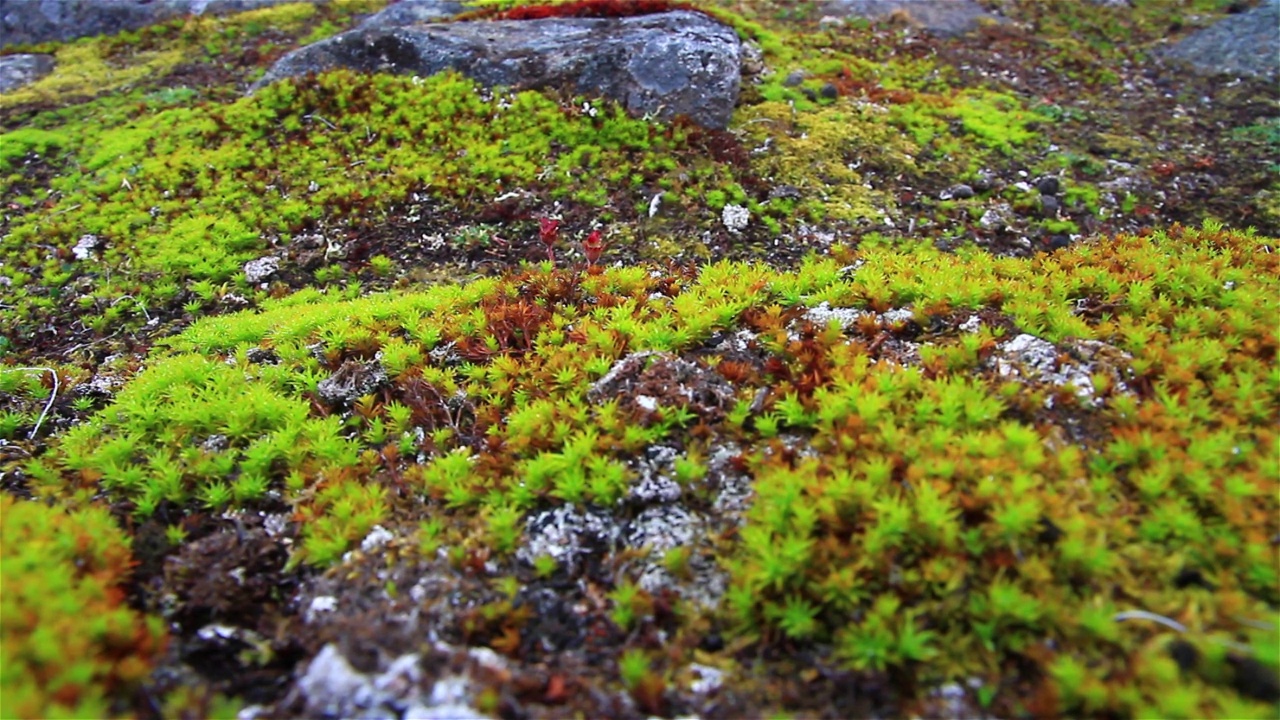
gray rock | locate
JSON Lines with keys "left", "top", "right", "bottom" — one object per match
{"left": 516, "top": 505, "right": 621, "bottom": 574}
{"left": 296, "top": 645, "right": 491, "bottom": 720}
{"left": 783, "top": 69, "right": 807, "bottom": 87}
{"left": 358, "top": 0, "right": 466, "bottom": 30}
{"left": 254, "top": 10, "right": 742, "bottom": 129}
{"left": 1039, "top": 195, "right": 1060, "bottom": 218}
{"left": 242, "top": 255, "right": 279, "bottom": 283}
{"left": 1160, "top": 0, "right": 1279, "bottom": 80}
{"left": 0, "top": 0, "right": 304, "bottom": 49}
{"left": 1035, "top": 176, "right": 1060, "bottom": 196}
{"left": 941, "top": 183, "right": 975, "bottom": 200}
{"left": 0, "top": 53, "right": 54, "bottom": 93}
{"left": 317, "top": 360, "right": 388, "bottom": 406}
{"left": 820, "top": 0, "right": 1001, "bottom": 37}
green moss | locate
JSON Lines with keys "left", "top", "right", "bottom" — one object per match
{"left": 1, "top": 66, "right": 743, "bottom": 343}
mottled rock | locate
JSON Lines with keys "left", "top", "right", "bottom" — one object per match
{"left": 296, "top": 645, "right": 446, "bottom": 719}
{"left": 255, "top": 10, "right": 742, "bottom": 129}
{"left": 242, "top": 255, "right": 279, "bottom": 283}
{"left": 0, "top": 0, "right": 302, "bottom": 49}
{"left": 0, "top": 53, "right": 54, "bottom": 93}
{"left": 1160, "top": 0, "right": 1280, "bottom": 79}
{"left": 316, "top": 360, "right": 388, "bottom": 407}
{"left": 820, "top": 0, "right": 1001, "bottom": 37}
{"left": 722, "top": 203, "right": 750, "bottom": 232}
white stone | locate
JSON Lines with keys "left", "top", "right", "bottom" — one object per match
{"left": 721, "top": 203, "right": 749, "bottom": 233}
{"left": 306, "top": 595, "right": 339, "bottom": 623}
{"left": 242, "top": 256, "right": 279, "bottom": 283}
{"left": 360, "top": 524, "right": 395, "bottom": 552}
{"left": 72, "top": 234, "right": 100, "bottom": 260}
{"left": 803, "top": 301, "right": 865, "bottom": 330}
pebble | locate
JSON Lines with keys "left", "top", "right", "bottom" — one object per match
{"left": 1040, "top": 195, "right": 1060, "bottom": 218}
{"left": 940, "top": 184, "right": 975, "bottom": 200}
{"left": 1036, "top": 176, "right": 1061, "bottom": 196}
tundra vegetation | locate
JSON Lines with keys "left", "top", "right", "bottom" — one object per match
{"left": 0, "top": 0, "right": 1277, "bottom": 718}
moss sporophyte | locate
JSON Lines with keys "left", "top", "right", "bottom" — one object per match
{"left": 3, "top": 0, "right": 1279, "bottom": 717}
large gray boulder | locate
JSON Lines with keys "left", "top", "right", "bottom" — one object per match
{"left": 0, "top": 0, "right": 306, "bottom": 49}
{"left": 1160, "top": 0, "right": 1279, "bottom": 80}
{"left": 819, "top": 0, "right": 1001, "bottom": 37}
{"left": 253, "top": 9, "right": 742, "bottom": 129}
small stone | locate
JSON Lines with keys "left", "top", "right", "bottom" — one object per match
{"left": 243, "top": 256, "right": 279, "bottom": 283}
{"left": 72, "top": 234, "right": 100, "bottom": 260}
{"left": 1046, "top": 234, "right": 1071, "bottom": 251}
{"left": 1040, "top": 195, "right": 1061, "bottom": 218}
{"left": 306, "top": 596, "right": 339, "bottom": 623}
{"left": 1036, "top": 176, "right": 1061, "bottom": 196}
{"left": 941, "top": 184, "right": 975, "bottom": 200}
{"left": 768, "top": 184, "right": 802, "bottom": 200}
{"left": 721, "top": 203, "right": 750, "bottom": 233}
{"left": 819, "top": 82, "right": 838, "bottom": 99}
{"left": 359, "top": 525, "right": 394, "bottom": 553}
{"left": 202, "top": 435, "right": 229, "bottom": 453}
{"left": 979, "top": 204, "right": 1013, "bottom": 230}
{"left": 783, "top": 69, "right": 806, "bottom": 86}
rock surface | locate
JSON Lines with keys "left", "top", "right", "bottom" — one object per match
{"left": 357, "top": 0, "right": 465, "bottom": 30}
{"left": 819, "top": 0, "right": 1001, "bottom": 36}
{"left": 1160, "top": 0, "right": 1280, "bottom": 79}
{"left": 0, "top": 53, "right": 55, "bottom": 93}
{"left": 254, "top": 10, "right": 742, "bottom": 129}
{"left": 0, "top": 0, "right": 304, "bottom": 49}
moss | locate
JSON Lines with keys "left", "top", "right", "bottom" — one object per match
{"left": 0, "top": 66, "right": 748, "bottom": 346}
{"left": 736, "top": 100, "right": 916, "bottom": 223}
{"left": 0, "top": 2, "right": 326, "bottom": 110}
{"left": 22, "top": 221, "right": 1279, "bottom": 715}
{"left": 0, "top": 496, "right": 167, "bottom": 718}
{"left": 4, "top": 0, "right": 1280, "bottom": 715}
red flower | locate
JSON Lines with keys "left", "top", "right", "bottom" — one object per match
{"left": 582, "top": 229, "right": 604, "bottom": 265}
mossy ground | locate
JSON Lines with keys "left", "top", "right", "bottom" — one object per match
{"left": 1, "top": 0, "right": 1277, "bottom": 718}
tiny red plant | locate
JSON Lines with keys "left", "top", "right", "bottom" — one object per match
{"left": 582, "top": 229, "right": 605, "bottom": 266}
{"left": 538, "top": 217, "right": 560, "bottom": 263}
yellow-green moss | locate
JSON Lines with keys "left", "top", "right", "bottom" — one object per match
{"left": 0, "top": 2, "right": 326, "bottom": 109}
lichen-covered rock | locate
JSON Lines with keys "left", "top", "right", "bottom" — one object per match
{"left": 1159, "top": 0, "right": 1280, "bottom": 79}
{"left": 254, "top": 10, "right": 742, "bottom": 129}
{"left": 819, "top": 0, "right": 1001, "bottom": 36}
{"left": 0, "top": 53, "right": 54, "bottom": 93}
{"left": 317, "top": 360, "right": 388, "bottom": 407}
{"left": 0, "top": 0, "right": 303, "bottom": 49}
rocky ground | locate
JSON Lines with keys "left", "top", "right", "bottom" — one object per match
{"left": 1, "top": 1, "right": 1277, "bottom": 719}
